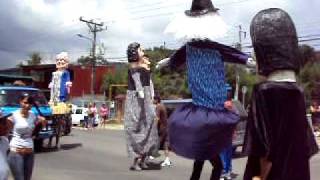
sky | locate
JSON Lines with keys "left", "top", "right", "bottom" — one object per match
{"left": 0, "top": 0, "right": 320, "bottom": 69}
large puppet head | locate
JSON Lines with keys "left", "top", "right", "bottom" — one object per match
{"left": 127, "top": 42, "right": 144, "bottom": 63}
{"left": 250, "top": 8, "right": 301, "bottom": 76}
{"left": 56, "top": 52, "right": 69, "bottom": 70}
{"left": 164, "top": 0, "right": 227, "bottom": 41}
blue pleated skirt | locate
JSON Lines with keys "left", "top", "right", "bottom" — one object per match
{"left": 168, "top": 103, "right": 239, "bottom": 160}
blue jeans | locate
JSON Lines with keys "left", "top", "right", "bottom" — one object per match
{"left": 0, "top": 153, "right": 9, "bottom": 180}
{"left": 8, "top": 151, "right": 34, "bottom": 180}
{"left": 220, "top": 144, "right": 233, "bottom": 174}
{"left": 0, "top": 137, "right": 9, "bottom": 180}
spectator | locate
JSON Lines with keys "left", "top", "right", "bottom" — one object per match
{"left": 88, "top": 103, "right": 97, "bottom": 130}
{"left": 7, "top": 93, "right": 46, "bottom": 180}
{"left": 310, "top": 101, "right": 320, "bottom": 137}
{"left": 82, "top": 104, "right": 89, "bottom": 130}
{"left": 154, "top": 95, "right": 172, "bottom": 167}
{"left": 99, "top": 103, "right": 109, "bottom": 128}
{"left": 220, "top": 86, "right": 236, "bottom": 180}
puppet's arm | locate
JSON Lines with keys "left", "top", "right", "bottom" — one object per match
{"left": 156, "top": 45, "right": 186, "bottom": 71}
{"left": 132, "top": 72, "right": 144, "bottom": 98}
{"left": 64, "top": 71, "right": 72, "bottom": 94}
{"left": 190, "top": 40, "right": 249, "bottom": 65}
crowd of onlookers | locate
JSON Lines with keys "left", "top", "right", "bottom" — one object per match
{"left": 78, "top": 102, "right": 110, "bottom": 130}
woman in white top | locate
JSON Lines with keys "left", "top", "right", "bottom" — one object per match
{"left": 7, "top": 93, "right": 46, "bottom": 180}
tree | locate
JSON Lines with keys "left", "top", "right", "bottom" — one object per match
{"left": 298, "top": 61, "right": 320, "bottom": 105}
{"left": 77, "top": 56, "right": 91, "bottom": 66}
{"left": 78, "top": 44, "right": 109, "bottom": 66}
{"left": 299, "top": 44, "right": 317, "bottom": 66}
{"left": 77, "top": 55, "right": 108, "bottom": 66}
{"left": 225, "top": 64, "right": 257, "bottom": 107}
{"left": 297, "top": 44, "right": 320, "bottom": 105}
{"left": 145, "top": 47, "right": 190, "bottom": 99}
{"left": 27, "top": 52, "right": 42, "bottom": 65}
{"left": 101, "top": 66, "right": 128, "bottom": 100}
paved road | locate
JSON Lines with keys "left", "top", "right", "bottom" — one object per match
{"left": 17, "top": 129, "right": 320, "bottom": 180}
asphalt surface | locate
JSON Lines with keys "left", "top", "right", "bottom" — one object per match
{"left": 10, "top": 128, "right": 320, "bottom": 180}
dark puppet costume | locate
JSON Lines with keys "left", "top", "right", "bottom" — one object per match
{"left": 161, "top": 1, "right": 249, "bottom": 179}
{"left": 166, "top": 40, "right": 248, "bottom": 160}
{"left": 243, "top": 8, "right": 319, "bottom": 180}
{"left": 244, "top": 82, "right": 319, "bottom": 180}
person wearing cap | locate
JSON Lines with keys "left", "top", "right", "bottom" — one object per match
{"left": 219, "top": 85, "right": 236, "bottom": 180}
{"left": 48, "top": 52, "right": 72, "bottom": 103}
{"left": 0, "top": 111, "right": 12, "bottom": 180}
{"left": 124, "top": 42, "right": 159, "bottom": 171}
{"left": 158, "top": 0, "right": 248, "bottom": 179}
{"left": 6, "top": 93, "right": 46, "bottom": 180}
{"left": 243, "top": 8, "right": 319, "bottom": 180}
{"left": 153, "top": 95, "right": 172, "bottom": 167}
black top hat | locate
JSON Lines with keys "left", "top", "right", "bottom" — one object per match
{"left": 185, "top": 0, "right": 219, "bottom": 17}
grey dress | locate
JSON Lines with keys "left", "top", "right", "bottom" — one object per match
{"left": 124, "top": 67, "right": 159, "bottom": 158}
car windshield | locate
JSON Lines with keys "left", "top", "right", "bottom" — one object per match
{"left": 0, "top": 89, "right": 48, "bottom": 106}
{"left": 75, "top": 109, "right": 82, "bottom": 114}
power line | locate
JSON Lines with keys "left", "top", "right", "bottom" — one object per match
{"left": 299, "top": 37, "right": 320, "bottom": 43}
{"left": 79, "top": 16, "right": 107, "bottom": 99}
{"left": 126, "top": 1, "right": 166, "bottom": 10}
{"left": 104, "top": 0, "right": 256, "bottom": 23}
{"left": 129, "top": 0, "right": 254, "bottom": 14}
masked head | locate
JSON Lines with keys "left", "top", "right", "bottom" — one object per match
{"left": 250, "top": 8, "right": 301, "bottom": 76}
{"left": 56, "top": 52, "right": 69, "bottom": 70}
{"left": 127, "top": 42, "right": 144, "bottom": 63}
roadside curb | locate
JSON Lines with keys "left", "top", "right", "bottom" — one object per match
{"left": 72, "top": 124, "right": 124, "bottom": 130}
{"left": 97, "top": 124, "right": 124, "bottom": 130}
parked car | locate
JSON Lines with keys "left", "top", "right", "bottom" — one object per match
{"left": 71, "top": 106, "right": 99, "bottom": 127}
{"left": 71, "top": 106, "right": 84, "bottom": 126}
{"left": 162, "top": 99, "right": 248, "bottom": 153}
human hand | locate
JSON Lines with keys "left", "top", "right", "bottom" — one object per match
{"left": 137, "top": 91, "right": 144, "bottom": 99}
{"left": 224, "top": 101, "right": 233, "bottom": 111}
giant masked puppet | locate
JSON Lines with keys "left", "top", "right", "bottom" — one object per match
{"left": 49, "top": 52, "right": 72, "bottom": 103}
{"left": 243, "top": 8, "right": 319, "bottom": 180}
{"left": 157, "top": 0, "right": 249, "bottom": 179}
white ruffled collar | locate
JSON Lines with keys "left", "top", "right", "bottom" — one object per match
{"left": 267, "top": 70, "right": 296, "bottom": 82}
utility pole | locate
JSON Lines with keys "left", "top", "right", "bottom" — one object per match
{"left": 234, "top": 25, "right": 246, "bottom": 101}
{"left": 79, "top": 17, "right": 106, "bottom": 100}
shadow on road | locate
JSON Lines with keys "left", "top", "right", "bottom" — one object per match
{"left": 35, "top": 147, "right": 59, "bottom": 154}
{"left": 35, "top": 143, "right": 83, "bottom": 154}
{"left": 60, "top": 143, "right": 83, "bottom": 150}
{"left": 144, "top": 161, "right": 162, "bottom": 170}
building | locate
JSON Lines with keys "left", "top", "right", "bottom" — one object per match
{"left": 0, "top": 64, "right": 115, "bottom": 100}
